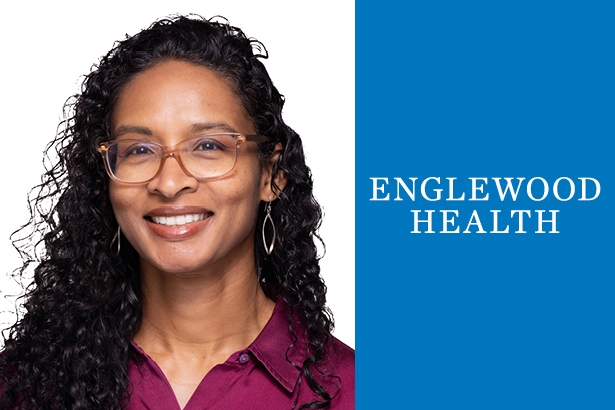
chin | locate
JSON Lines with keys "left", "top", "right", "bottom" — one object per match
{"left": 139, "top": 253, "right": 215, "bottom": 277}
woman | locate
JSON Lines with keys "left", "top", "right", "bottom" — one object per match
{"left": 0, "top": 15, "right": 354, "bottom": 409}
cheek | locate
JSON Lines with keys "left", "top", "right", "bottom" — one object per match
{"left": 108, "top": 185, "right": 144, "bottom": 252}
{"left": 215, "top": 167, "right": 263, "bottom": 223}
{"left": 109, "top": 184, "right": 138, "bottom": 225}
{"left": 220, "top": 175, "right": 262, "bottom": 213}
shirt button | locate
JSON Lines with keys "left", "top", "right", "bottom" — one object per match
{"left": 238, "top": 353, "right": 250, "bottom": 364}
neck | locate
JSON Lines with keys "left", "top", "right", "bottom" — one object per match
{"left": 134, "top": 257, "right": 275, "bottom": 358}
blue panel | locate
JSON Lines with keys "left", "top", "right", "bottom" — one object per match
{"left": 356, "top": 1, "right": 615, "bottom": 408}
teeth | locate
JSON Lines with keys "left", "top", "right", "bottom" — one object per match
{"left": 152, "top": 213, "right": 206, "bottom": 226}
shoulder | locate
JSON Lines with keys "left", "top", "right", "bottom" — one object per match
{"left": 323, "top": 336, "right": 355, "bottom": 409}
{"left": 328, "top": 336, "right": 355, "bottom": 375}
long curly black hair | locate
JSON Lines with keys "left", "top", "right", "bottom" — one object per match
{"left": 0, "top": 15, "right": 335, "bottom": 409}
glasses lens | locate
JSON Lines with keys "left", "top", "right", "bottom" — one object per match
{"left": 106, "top": 140, "right": 161, "bottom": 183}
{"left": 104, "top": 134, "right": 239, "bottom": 183}
{"left": 179, "top": 134, "right": 238, "bottom": 179}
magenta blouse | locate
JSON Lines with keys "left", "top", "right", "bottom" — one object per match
{"left": 125, "top": 298, "right": 355, "bottom": 409}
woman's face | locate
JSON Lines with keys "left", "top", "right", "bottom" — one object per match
{"left": 109, "top": 60, "right": 273, "bottom": 275}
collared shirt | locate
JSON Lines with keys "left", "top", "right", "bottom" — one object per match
{"left": 125, "top": 298, "right": 355, "bottom": 409}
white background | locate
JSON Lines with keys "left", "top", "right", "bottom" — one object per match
{"left": 0, "top": 1, "right": 354, "bottom": 348}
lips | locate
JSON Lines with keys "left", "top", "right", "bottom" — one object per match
{"left": 151, "top": 213, "right": 211, "bottom": 226}
{"left": 145, "top": 207, "right": 213, "bottom": 240}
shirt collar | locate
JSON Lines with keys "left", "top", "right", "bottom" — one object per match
{"left": 130, "top": 297, "right": 307, "bottom": 394}
{"left": 248, "top": 297, "right": 306, "bottom": 393}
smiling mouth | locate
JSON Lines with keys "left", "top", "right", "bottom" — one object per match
{"left": 147, "top": 213, "right": 213, "bottom": 226}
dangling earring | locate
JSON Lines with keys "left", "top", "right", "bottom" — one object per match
{"left": 111, "top": 226, "right": 121, "bottom": 256}
{"left": 262, "top": 201, "right": 276, "bottom": 255}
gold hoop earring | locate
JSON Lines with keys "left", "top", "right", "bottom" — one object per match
{"left": 262, "top": 201, "right": 276, "bottom": 255}
{"left": 110, "top": 226, "right": 121, "bottom": 256}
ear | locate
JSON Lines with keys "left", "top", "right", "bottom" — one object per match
{"left": 259, "top": 142, "right": 287, "bottom": 201}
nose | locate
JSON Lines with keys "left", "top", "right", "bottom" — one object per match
{"left": 147, "top": 154, "right": 199, "bottom": 198}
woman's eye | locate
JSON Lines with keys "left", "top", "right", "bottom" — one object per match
{"left": 125, "top": 144, "right": 154, "bottom": 156}
{"left": 195, "top": 139, "right": 224, "bottom": 151}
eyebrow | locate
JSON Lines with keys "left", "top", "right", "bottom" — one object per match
{"left": 113, "top": 122, "right": 238, "bottom": 139}
{"left": 113, "top": 125, "right": 153, "bottom": 138}
{"left": 190, "top": 122, "right": 238, "bottom": 133}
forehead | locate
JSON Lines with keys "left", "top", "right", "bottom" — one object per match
{"left": 110, "top": 60, "right": 254, "bottom": 138}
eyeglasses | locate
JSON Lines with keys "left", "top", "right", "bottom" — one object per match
{"left": 98, "top": 133, "right": 269, "bottom": 184}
